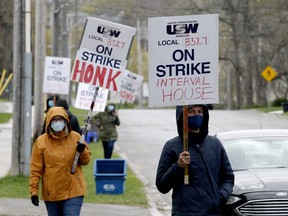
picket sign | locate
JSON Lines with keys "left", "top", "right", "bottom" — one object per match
{"left": 71, "top": 17, "right": 136, "bottom": 93}
{"left": 74, "top": 83, "right": 108, "bottom": 112}
{"left": 148, "top": 14, "right": 219, "bottom": 107}
{"left": 148, "top": 14, "right": 219, "bottom": 185}
{"left": 70, "top": 17, "right": 136, "bottom": 174}
{"left": 43, "top": 56, "right": 71, "bottom": 95}
{"left": 115, "top": 70, "right": 144, "bottom": 103}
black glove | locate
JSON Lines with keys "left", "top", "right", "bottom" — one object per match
{"left": 76, "top": 141, "right": 86, "bottom": 153}
{"left": 31, "top": 195, "right": 39, "bottom": 206}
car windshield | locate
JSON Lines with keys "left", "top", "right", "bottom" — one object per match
{"left": 222, "top": 137, "right": 288, "bottom": 170}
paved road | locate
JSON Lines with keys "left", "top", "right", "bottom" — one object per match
{"left": 116, "top": 109, "right": 176, "bottom": 216}
{"left": 116, "top": 108, "right": 288, "bottom": 216}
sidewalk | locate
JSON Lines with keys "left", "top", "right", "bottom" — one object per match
{"left": 0, "top": 198, "right": 151, "bottom": 216}
{"left": 0, "top": 102, "right": 12, "bottom": 178}
{"left": 0, "top": 102, "right": 153, "bottom": 216}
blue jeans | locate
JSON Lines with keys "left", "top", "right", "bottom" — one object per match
{"left": 45, "top": 196, "right": 84, "bottom": 216}
{"left": 102, "top": 140, "right": 115, "bottom": 159}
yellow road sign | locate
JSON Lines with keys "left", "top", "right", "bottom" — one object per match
{"left": 261, "top": 66, "right": 277, "bottom": 82}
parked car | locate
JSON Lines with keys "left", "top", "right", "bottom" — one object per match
{"left": 215, "top": 129, "right": 288, "bottom": 216}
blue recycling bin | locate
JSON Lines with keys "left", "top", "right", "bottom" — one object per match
{"left": 85, "top": 131, "right": 98, "bottom": 144}
{"left": 94, "top": 159, "right": 126, "bottom": 194}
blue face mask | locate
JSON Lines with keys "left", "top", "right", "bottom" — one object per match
{"left": 188, "top": 115, "right": 203, "bottom": 130}
{"left": 51, "top": 120, "right": 65, "bottom": 132}
{"left": 48, "top": 100, "right": 54, "bottom": 108}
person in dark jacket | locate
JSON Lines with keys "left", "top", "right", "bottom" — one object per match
{"left": 91, "top": 103, "right": 120, "bottom": 159}
{"left": 41, "top": 95, "right": 60, "bottom": 134}
{"left": 56, "top": 99, "right": 82, "bottom": 135}
{"left": 156, "top": 104, "right": 234, "bottom": 216}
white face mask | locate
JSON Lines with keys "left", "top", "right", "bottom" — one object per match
{"left": 51, "top": 120, "right": 65, "bottom": 132}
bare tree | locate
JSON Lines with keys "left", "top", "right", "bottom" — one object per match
{"left": 0, "top": 1, "right": 13, "bottom": 72}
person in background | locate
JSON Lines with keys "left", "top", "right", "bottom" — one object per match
{"left": 41, "top": 95, "right": 60, "bottom": 134}
{"left": 91, "top": 103, "right": 120, "bottom": 159}
{"left": 56, "top": 98, "right": 82, "bottom": 135}
{"left": 156, "top": 104, "right": 234, "bottom": 216}
{"left": 45, "top": 95, "right": 60, "bottom": 114}
{"left": 30, "top": 106, "right": 91, "bottom": 216}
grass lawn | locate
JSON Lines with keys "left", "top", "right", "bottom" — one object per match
{"left": 0, "top": 107, "right": 149, "bottom": 207}
{"left": 256, "top": 106, "right": 282, "bottom": 113}
{"left": 0, "top": 141, "right": 149, "bottom": 207}
{"left": 0, "top": 113, "right": 12, "bottom": 123}
{"left": 82, "top": 142, "right": 148, "bottom": 207}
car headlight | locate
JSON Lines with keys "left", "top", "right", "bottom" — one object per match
{"left": 226, "top": 196, "right": 242, "bottom": 205}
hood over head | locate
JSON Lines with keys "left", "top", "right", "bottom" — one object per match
{"left": 176, "top": 104, "right": 209, "bottom": 144}
{"left": 45, "top": 106, "right": 71, "bottom": 134}
{"left": 56, "top": 98, "right": 69, "bottom": 111}
{"left": 45, "top": 95, "right": 60, "bottom": 113}
{"left": 105, "top": 103, "right": 116, "bottom": 113}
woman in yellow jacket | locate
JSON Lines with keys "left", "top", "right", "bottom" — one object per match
{"left": 29, "top": 106, "right": 91, "bottom": 216}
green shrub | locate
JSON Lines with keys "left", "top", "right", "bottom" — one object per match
{"left": 271, "top": 98, "right": 287, "bottom": 107}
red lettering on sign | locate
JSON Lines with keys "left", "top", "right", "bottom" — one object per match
{"left": 116, "top": 90, "right": 135, "bottom": 102}
{"left": 92, "top": 66, "right": 106, "bottom": 87}
{"left": 161, "top": 86, "right": 214, "bottom": 102}
{"left": 84, "top": 64, "right": 94, "bottom": 83}
{"left": 71, "top": 60, "right": 121, "bottom": 91}
{"left": 72, "top": 60, "right": 85, "bottom": 81}
{"left": 106, "top": 69, "right": 121, "bottom": 90}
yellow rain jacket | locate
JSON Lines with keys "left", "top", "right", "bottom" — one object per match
{"left": 29, "top": 106, "right": 91, "bottom": 201}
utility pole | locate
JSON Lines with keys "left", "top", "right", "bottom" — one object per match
{"left": 22, "top": 0, "right": 32, "bottom": 176}
{"left": 226, "top": 70, "right": 231, "bottom": 110}
{"left": 61, "top": 2, "right": 70, "bottom": 102}
{"left": 11, "top": 0, "right": 23, "bottom": 176}
{"left": 52, "top": 0, "right": 60, "bottom": 57}
{"left": 61, "top": 4, "right": 68, "bottom": 58}
{"left": 72, "top": 0, "right": 79, "bottom": 102}
{"left": 74, "top": 0, "right": 78, "bottom": 55}
{"left": 33, "top": 0, "right": 46, "bottom": 141}
{"left": 137, "top": 19, "right": 143, "bottom": 108}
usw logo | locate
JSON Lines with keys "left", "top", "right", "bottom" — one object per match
{"left": 166, "top": 23, "right": 199, "bottom": 35}
{"left": 52, "top": 60, "right": 64, "bottom": 65}
{"left": 97, "top": 26, "right": 121, "bottom": 38}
